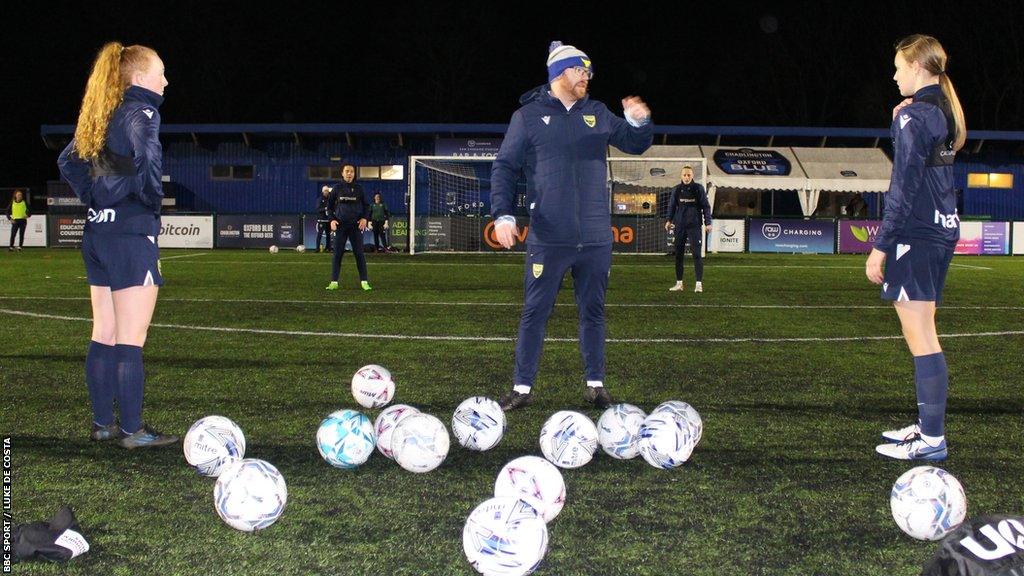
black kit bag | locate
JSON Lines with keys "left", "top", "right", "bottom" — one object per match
{"left": 923, "top": 515, "right": 1024, "bottom": 576}
{"left": 12, "top": 506, "right": 90, "bottom": 563}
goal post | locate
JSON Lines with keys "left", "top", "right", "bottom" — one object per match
{"left": 407, "top": 155, "right": 707, "bottom": 254}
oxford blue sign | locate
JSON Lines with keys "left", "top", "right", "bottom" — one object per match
{"left": 713, "top": 148, "right": 792, "bottom": 176}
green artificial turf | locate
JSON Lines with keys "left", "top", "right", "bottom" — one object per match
{"left": 2, "top": 249, "right": 1022, "bottom": 575}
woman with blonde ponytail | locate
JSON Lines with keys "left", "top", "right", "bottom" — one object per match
{"left": 58, "top": 42, "right": 177, "bottom": 449}
{"left": 867, "top": 34, "right": 965, "bottom": 461}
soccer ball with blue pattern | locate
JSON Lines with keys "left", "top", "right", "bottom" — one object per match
{"left": 653, "top": 400, "right": 703, "bottom": 446}
{"left": 214, "top": 458, "right": 288, "bottom": 532}
{"left": 452, "top": 396, "right": 506, "bottom": 451}
{"left": 183, "top": 415, "right": 246, "bottom": 477}
{"left": 463, "top": 496, "right": 548, "bottom": 576}
{"left": 391, "top": 413, "right": 450, "bottom": 473}
{"left": 638, "top": 412, "right": 694, "bottom": 469}
{"left": 316, "top": 409, "right": 375, "bottom": 469}
{"left": 539, "top": 411, "right": 599, "bottom": 469}
{"left": 890, "top": 465, "right": 967, "bottom": 540}
{"left": 493, "top": 456, "right": 566, "bottom": 523}
{"left": 597, "top": 403, "right": 646, "bottom": 460}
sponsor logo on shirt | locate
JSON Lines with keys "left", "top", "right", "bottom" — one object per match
{"left": 934, "top": 210, "right": 960, "bottom": 229}
{"left": 87, "top": 208, "right": 116, "bottom": 223}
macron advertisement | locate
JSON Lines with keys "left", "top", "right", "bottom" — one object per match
{"left": 955, "top": 221, "right": 1010, "bottom": 255}
{"left": 749, "top": 219, "right": 835, "bottom": 254}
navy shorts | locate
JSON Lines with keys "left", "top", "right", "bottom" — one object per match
{"left": 82, "top": 233, "right": 164, "bottom": 291}
{"left": 880, "top": 240, "right": 954, "bottom": 304}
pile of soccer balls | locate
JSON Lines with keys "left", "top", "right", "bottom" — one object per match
{"left": 183, "top": 415, "right": 288, "bottom": 532}
{"left": 536, "top": 400, "right": 703, "bottom": 471}
{"left": 317, "top": 365, "right": 514, "bottom": 474}
{"left": 184, "top": 370, "right": 968, "bottom": 567}
{"left": 464, "top": 456, "right": 564, "bottom": 576}
{"left": 459, "top": 400, "right": 703, "bottom": 575}
{"left": 315, "top": 364, "right": 487, "bottom": 474}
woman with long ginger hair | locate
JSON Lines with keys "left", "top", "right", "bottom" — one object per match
{"left": 58, "top": 42, "right": 178, "bottom": 449}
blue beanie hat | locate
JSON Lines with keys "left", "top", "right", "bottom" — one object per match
{"left": 547, "top": 41, "right": 592, "bottom": 82}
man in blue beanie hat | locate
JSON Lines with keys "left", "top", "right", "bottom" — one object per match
{"left": 491, "top": 41, "right": 653, "bottom": 411}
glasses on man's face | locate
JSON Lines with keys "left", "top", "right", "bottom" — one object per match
{"left": 571, "top": 66, "right": 594, "bottom": 80}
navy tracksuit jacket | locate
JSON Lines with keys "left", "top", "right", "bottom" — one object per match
{"left": 328, "top": 181, "right": 370, "bottom": 282}
{"left": 876, "top": 84, "right": 959, "bottom": 303}
{"left": 875, "top": 84, "right": 959, "bottom": 252}
{"left": 58, "top": 86, "right": 164, "bottom": 237}
{"left": 491, "top": 85, "right": 653, "bottom": 387}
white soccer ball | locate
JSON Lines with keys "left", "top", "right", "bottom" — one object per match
{"left": 268, "top": 245, "right": 279, "bottom": 254}
{"left": 183, "top": 415, "right": 246, "bottom": 477}
{"left": 494, "top": 456, "right": 566, "bottom": 524}
{"left": 597, "top": 403, "right": 646, "bottom": 460}
{"left": 391, "top": 413, "right": 450, "bottom": 473}
{"left": 637, "top": 412, "right": 694, "bottom": 469}
{"left": 890, "top": 466, "right": 967, "bottom": 541}
{"left": 653, "top": 400, "right": 703, "bottom": 445}
{"left": 463, "top": 496, "right": 548, "bottom": 576}
{"left": 351, "top": 364, "right": 396, "bottom": 409}
{"left": 316, "top": 409, "right": 375, "bottom": 469}
{"left": 452, "top": 396, "right": 506, "bottom": 451}
{"left": 374, "top": 404, "right": 419, "bottom": 459}
{"left": 538, "top": 411, "right": 599, "bottom": 469}
{"left": 295, "top": 244, "right": 306, "bottom": 253}
{"left": 214, "top": 459, "right": 287, "bottom": 532}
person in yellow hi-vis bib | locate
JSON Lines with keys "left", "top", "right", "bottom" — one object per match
{"left": 6, "top": 189, "right": 29, "bottom": 251}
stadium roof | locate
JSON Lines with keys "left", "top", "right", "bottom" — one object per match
{"left": 39, "top": 123, "right": 1024, "bottom": 152}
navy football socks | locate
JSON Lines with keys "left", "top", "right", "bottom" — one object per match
{"left": 914, "top": 352, "right": 948, "bottom": 438}
{"left": 85, "top": 341, "right": 117, "bottom": 426}
{"left": 115, "top": 344, "right": 145, "bottom": 434}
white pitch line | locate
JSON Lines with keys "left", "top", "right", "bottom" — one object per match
{"left": 1, "top": 296, "right": 1023, "bottom": 311}
{"left": 161, "top": 260, "right": 879, "bottom": 270}
{"left": 160, "top": 252, "right": 212, "bottom": 260}
{"left": 162, "top": 259, "right": 1005, "bottom": 271}
{"left": 950, "top": 262, "right": 994, "bottom": 271}
{"left": 2, "top": 308, "right": 1022, "bottom": 345}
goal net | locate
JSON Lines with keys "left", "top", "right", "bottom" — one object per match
{"left": 408, "top": 155, "right": 707, "bottom": 254}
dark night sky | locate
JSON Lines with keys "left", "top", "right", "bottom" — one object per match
{"left": 4, "top": 1, "right": 1023, "bottom": 193}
